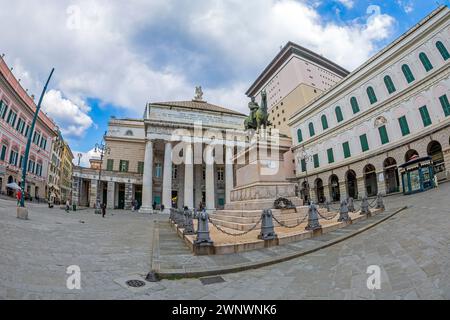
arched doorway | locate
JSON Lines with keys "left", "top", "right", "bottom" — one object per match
{"left": 346, "top": 170, "right": 358, "bottom": 199}
{"left": 427, "top": 141, "right": 445, "bottom": 180}
{"left": 405, "top": 149, "right": 419, "bottom": 162}
{"left": 315, "top": 178, "right": 325, "bottom": 203}
{"left": 364, "top": 164, "right": 378, "bottom": 197}
{"left": 7, "top": 176, "right": 14, "bottom": 197}
{"left": 384, "top": 157, "right": 399, "bottom": 194}
{"left": 329, "top": 175, "right": 340, "bottom": 202}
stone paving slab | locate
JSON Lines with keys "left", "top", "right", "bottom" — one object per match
{"left": 153, "top": 206, "right": 407, "bottom": 279}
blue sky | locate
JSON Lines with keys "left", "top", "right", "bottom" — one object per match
{"left": 0, "top": 0, "right": 447, "bottom": 165}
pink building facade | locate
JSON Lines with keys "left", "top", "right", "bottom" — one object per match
{"left": 0, "top": 56, "right": 57, "bottom": 200}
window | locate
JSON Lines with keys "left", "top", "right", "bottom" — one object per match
{"left": 33, "top": 132, "right": 41, "bottom": 146}
{"left": 402, "top": 64, "right": 415, "bottom": 83}
{"left": 19, "top": 155, "right": 23, "bottom": 168}
{"left": 154, "top": 163, "right": 162, "bottom": 178}
{"left": 398, "top": 116, "right": 410, "bottom": 136}
{"left": 9, "top": 150, "right": 18, "bottom": 166}
{"left": 366, "top": 86, "right": 377, "bottom": 104}
{"left": 0, "top": 100, "right": 8, "bottom": 119}
{"left": 119, "top": 160, "right": 129, "bottom": 172}
{"left": 297, "top": 129, "right": 303, "bottom": 143}
{"left": 308, "top": 122, "right": 315, "bottom": 137}
{"left": 321, "top": 115, "right": 328, "bottom": 130}
{"left": 0, "top": 145, "right": 7, "bottom": 161}
{"left": 16, "top": 118, "right": 25, "bottom": 134}
{"left": 350, "top": 97, "right": 360, "bottom": 114}
{"left": 125, "top": 130, "right": 133, "bottom": 136}
{"left": 419, "top": 52, "right": 433, "bottom": 72}
{"left": 335, "top": 106, "right": 344, "bottom": 122}
{"left": 40, "top": 137, "right": 47, "bottom": 150}
{"left": 301, "top": 159, "right": 306, "bottom": 172}
{"left": 107, "top": 159, "right": 114, "bottom": 171}
{"left": 24, "top": 125, "right": 30, "bottom": 138}
{"left": 137, "top": 161, "right": 144, "bottom": 174}
{"left": 359, "top": 134, "right": 369, "bottom": 152}
{"left": 327, "top": 148, "right": 334, "bottom": 164}
{"left": 28, "top": 160, "right": 35, "bottom": 173}
{"left": 342, "top": 142, "right": 351, "bottom": 158}
{"left": 419, "top": 105, "right": 432, "bottom": 127}
{"left": 436, "top": 41, "right": 450, "bottom": 60}
{"left": 384, "top": 75, "right": 396, "bottom": 94}
{"left": 378, "top": 125, "right": 389, "bottom": 144}
{"left": 217, "top": 167, "right": 224, "bottom": 181}
{"left": 439, "top": 94, "right": 450, "bottom": 117}
{"left": 313, "top": 154, "right": 319, "bottom": 168}
{"left": 6, "top": 110, "right": 17, "bottom": 127}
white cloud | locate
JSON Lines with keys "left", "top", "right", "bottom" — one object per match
{"left": 42, "top": 90, "right": 94, "bottom": 139}
{"left": 337, "top": 0, "right": 354, "bottom": 9}
{"left": 72, "top": 148, "right": 101, "bottom": 167}
{"left": 396, "top": 1, "right": 414, "bottom": 14}
{"left": 0, "top": 0, "right": 397, "bottom": 147}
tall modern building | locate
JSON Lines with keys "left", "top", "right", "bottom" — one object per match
{"left": 289, "top": 6, "right": 450, "bottom": 203}
{"left": 246, "top": 41, "right": 349, "bottom": 137}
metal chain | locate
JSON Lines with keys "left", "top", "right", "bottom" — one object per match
{"left": 207, "top": 216, "right": 262, "bottom": 237}
{"left": 272, "top": 214, "right": 308, "bottom": 228}
{"left": 368, "top": 198, "right": 378, "bottom": 208}
{"left": 317, "top": 210, "right": 339, "bottom": 221}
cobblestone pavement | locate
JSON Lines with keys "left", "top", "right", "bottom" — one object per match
{"left": 1, "top": 183, "right": 449, "bottom": 299}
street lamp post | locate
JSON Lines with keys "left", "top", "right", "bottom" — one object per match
{"left": 18, "top": 68, "right": 54, "bottom": 219}
{"left": 298, "top": 146, "right": 314, "bottom": 205}
{"left": 94, "top": 132, "right": 110, "bottom": 214}
{"left": 77, "top": 153, "right": 82, "bottom": 166}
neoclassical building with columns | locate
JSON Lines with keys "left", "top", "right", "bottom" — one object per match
{"left": 72, "top": 91, "right": 247, "bottom": 212}
{"left": 289, "top": 6, "right": 450, "bottom": 203}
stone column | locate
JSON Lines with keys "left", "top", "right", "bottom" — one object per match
{"left": 107, "top": 181, "right": 115, "bottom": 209}
{"left": 339, "top": 181, "right": 347, "bottom": 201}
{"left": 72, "top": 177, "right": 80, "bottom": 206}
{"left": 139, "top": 140, "right": 154, "bottom": 213}
{"left": 225, "top": 145, "right": 234, "bottom": 204}
{"left": 162, "top": 141, "right": 172, "bottom": 214}
{"left": 89, "top": 179, "right": 98, "bottom": 208}
{"left": 124, "top": 183, "right": 133, "bottom": 210}
{"left": 205, "top": 146, "right": 215, "bottom": 212}
{"left": 184, "top": 143, "right": 194, "bottom": 209}
{"left": 357, "top": 176, "right": 365, "bottom": 199}
{"left": 377, "top": 171, "right": 387, "bottom": 196}
{"left": 443, "top": 147, "right": 450, "bottom": 181}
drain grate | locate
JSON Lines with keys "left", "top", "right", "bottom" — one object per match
{"left": 126, "top": 279, "right": 146, "bottom": 288}
{"left": 200, "top": 276, "right": 225, "bottom": 285}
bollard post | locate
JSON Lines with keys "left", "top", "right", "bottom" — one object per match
{"left": 258, "top": 209, "right": 277, "bottom": 240}
{"left": 325, "top": 200, "right": 331, "bottom": 212}
{"left": 305, "top": 202, "right": 322, "bottom": 231}
{"left": 194, "top": 210, "right": 214, "bottom": 255}
{"left": 376, "top": 193, "right": 385, "bottom": 210}
{"left": 338, "top": 199, "right": 351, "bottom": 222}
{"left": 347, "top": 197, "right": 355, "bottom": 212}
{"left": 360, "top": 196, "right": 371, "bottom": 215}
{"left": 183, "top": 210, "right": 195, "bottom": 235}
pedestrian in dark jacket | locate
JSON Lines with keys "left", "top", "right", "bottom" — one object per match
{"left": 102, "top": 203, "right": 106, "bottom": 218}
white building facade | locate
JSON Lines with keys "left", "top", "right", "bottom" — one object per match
{"left": 289, "top": 6, "right": 450, "bottom": 203}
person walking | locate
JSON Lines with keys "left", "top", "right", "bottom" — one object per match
{"left": 65, "top": 200, "right": 70, "bottom": 213}
{"left": 16, "top": 189, "right": 22, "bottom": 206}
{"left": 102, "top": 203, "right": 106, "bottom": 218}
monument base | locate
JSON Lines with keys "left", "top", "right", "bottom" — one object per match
{"left": 138, "top": 206, "right": 154, "bottom": 214}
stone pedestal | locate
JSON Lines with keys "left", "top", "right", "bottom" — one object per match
{"left": 17, "top": 207, "right": 28, "bottom": 220}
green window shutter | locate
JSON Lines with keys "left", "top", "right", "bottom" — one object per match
{"left": 6, "top": 110, "right": 12, "bottom": 123}
{"left": 359, "top": 134, "right": 369, "bottom": 152}
{"left": 398, "top": 116, "right": 410, "bottom": 136}
{"left": 327, "top": 148, "right": 334, "bottom": 164}
{"left": 436, "top": 41, "right": 450, "bottom": 60}
{"left": 335, "top": 106, "right": 344, "bottom": 122}
{"left": 218, "top": 198, "right": 225, "bottom": 206}
{"left": 1, "top": 145, "right": 6, "bottom": 161}
{"left": 378, "top": 125, "right": 389, "bottom": 144}
{"left": 124, "top": 161, "right": 129, "bottom": 172}
{"left": 301, "top": 159, "right": 306, "bottom": 172}
{"left": 313, "top": 154, "right": 319, "bottom": 168}
{"left": 297, "top": 129, "right": 303, "bottom": 143}
{"left": 138, "top": 161, "right": 144, "bottom": 174}
{"left": 107, "top": 159, "right": 114, "bottom": 171}
{"left": 308, "top": 122, "right": 315, "bottom": 137}
{"left": 439, "top": 94, "right": 450, "bottom": 117}
{"left": 419, "top": 52, "right": 433, "bottom": 72}
{"left": 384, "top": 75, "right": 396, "bottom": 94}
{"left": 350, "top": 97, "right": 360, "bottom": 114}
{"left": 402, "top": 64, "right": 415, "bottom": 83}
{"left": 419, "top": 106, "right": 432, "bottom": 127}
{"left": 342, "top": 142, "right": 351, "bottom": 158}
{"left": 119, "top": 160, "right": 129, "bottom": 172}
{"left": 0, "top": 102, "right": 7, "bottom": 119}
{"left": 367, "top": 86, "right": 377, "bottom": 104}
{"left": 321, "top": 115, "right": 328, "bottom": 130}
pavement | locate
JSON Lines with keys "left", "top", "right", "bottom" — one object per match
{"left": 0, "top": 182, "right": 449, "bottom": 299}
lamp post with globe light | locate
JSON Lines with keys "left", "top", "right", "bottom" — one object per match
{"left": 298, "top": 145, "right": 313, "bottom": 205}
{"left": 94, "top": 132, "right": 110, "bottom": 214}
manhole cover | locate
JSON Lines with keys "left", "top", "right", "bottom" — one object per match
{"left": 126, "top": 279, "right": 146, "bottom": 288}
{"left": 200, "top": 276, "right": 225, "bottom": 285}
